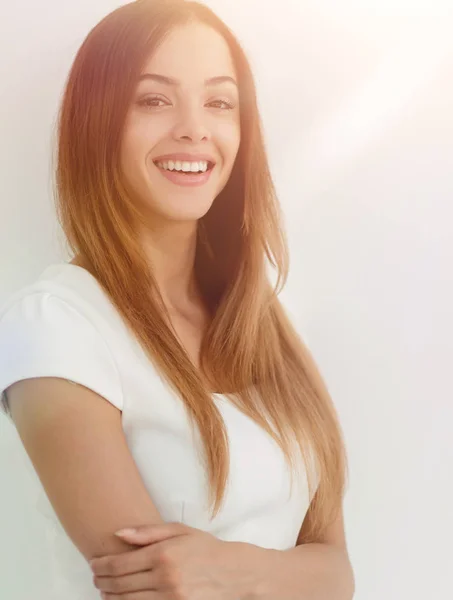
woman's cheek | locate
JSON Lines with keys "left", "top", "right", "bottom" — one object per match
{"left": 214, "top": 119, "right": 240, "bottom": 149}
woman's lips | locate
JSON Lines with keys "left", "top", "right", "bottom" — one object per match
{"left": 154, "top": 163, "right": 214, "bottom": 187}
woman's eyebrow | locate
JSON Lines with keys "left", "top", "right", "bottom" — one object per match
{"left": 137, "top": 73, "right": 238, "bottom": 88}
{"left": 206, "top": 75, "right": 238, "bottom": 88}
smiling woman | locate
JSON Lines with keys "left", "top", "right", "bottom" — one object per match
{"left": 0, "top": 0, "right": 352, "bottom": 598}
{"left": 120, "top": 19, "right": 241, "bottom": 222}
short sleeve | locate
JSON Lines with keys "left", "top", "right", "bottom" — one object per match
{"left": 0, "top": 292, "right": 123, "bottom": 420}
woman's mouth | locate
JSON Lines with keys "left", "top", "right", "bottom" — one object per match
{"left": 152, "top": 159, "right": 215, "bottom": 187}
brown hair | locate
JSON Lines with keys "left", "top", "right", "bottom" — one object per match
{"left": 54, "top": 0, "right": 348, "bottom": 543}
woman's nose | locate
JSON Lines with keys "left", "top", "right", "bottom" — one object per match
{"left": 172, "top": 109, "right": 211, "bottom": 143}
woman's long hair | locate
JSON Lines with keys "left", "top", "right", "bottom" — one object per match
{"left": 54, "top": 0, "right": 348, "bottom": 544}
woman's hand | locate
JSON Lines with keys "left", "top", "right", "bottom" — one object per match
{"left": 90, "top": 522, "right": 266, "bottom": 599}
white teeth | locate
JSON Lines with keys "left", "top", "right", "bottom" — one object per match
{"left": 156, "top": 160, "right": 209, "bottom": 173}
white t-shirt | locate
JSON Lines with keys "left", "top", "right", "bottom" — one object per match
{"left": 0, "top": 263, "right": 316, "bottom": 596}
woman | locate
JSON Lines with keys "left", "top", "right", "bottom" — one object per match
{"left": 0, "top": 1, "right": 354, "bottom": 598}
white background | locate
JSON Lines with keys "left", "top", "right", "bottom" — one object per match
{"left": 1, "top": 1, "right": 452, "bottom": 598}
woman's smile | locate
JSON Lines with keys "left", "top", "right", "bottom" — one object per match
{"left": 154, "top": 161, "right": 215, "bottom": 187}
{"left": 152, "top": 152, "right": 217, "bottom": 187}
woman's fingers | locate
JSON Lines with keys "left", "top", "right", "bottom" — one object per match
{"left": 94, "top": 569, "right": 156, "bottom": 594}
{"left": 91, "top": 544, "right": 157, "bottom": 577}
{"left": 100, "top": 591, "right": 160, "bottom": 599}
{"left": 114, "top": 523, "right": 188, "bottom": 546}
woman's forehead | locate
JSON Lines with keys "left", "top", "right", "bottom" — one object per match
{"left": 141, "top": 22, "right": 237, "bottom": 82}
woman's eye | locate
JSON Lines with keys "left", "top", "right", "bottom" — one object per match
{"left": 137, "top": 97, "right": 235, "bottom": 110}
{"left": 137, "top": 96, "right": 168, "bottom": 109}
{"left": 207, "top": 99, "right": 235, "bottom": 110}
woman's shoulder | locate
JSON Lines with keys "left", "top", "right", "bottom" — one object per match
{"left": 0, "top": 262, "right": 127, "bottom": 418}
{"left": 0, "top": 261, "right": 121, "bottom": 332}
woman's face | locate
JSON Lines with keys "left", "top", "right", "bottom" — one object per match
{"left": 120, "top": 22, "right": 241, "bottom": 225}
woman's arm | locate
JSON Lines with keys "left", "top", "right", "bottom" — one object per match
{"left": 241, "top": 505, "right": 355, "bottom": 600}
{"left": 8, "top": 376, "right": 165, "bottom": 562}
{"left": 89, "top": 521, "right": 354, "bottom": 600}
{"left": 92, "top": 503, "right": 355, "bottom": 599}
{"left": 252, "top": 540, "right": 355, "bottom": 600}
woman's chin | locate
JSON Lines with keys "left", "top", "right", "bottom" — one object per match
{"left": 144, "top": 198, "right": 215, "bottom": 224}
